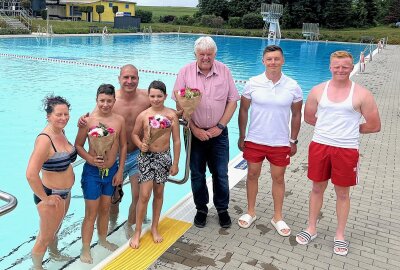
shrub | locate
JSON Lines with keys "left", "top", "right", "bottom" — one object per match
{"left": 112, "top": 6, "right": 118, "bottom": 16}
{"left": 228, "top": 17, "right": 242, "bottom": 28}
{"left": 201, "top": 15, "right": 224, "bottom": 28}
{"left": 135, "top": 9, "right": 152, "bottom": 23}
{"left": 0, "top": 28, "right": 30, "bottom": 35}
{"left": 242, "top": 13, "right": 264, "bottom": 29}
{"left": 173, "top": 15, "right": 196, "bottom": 25}
{"left": 21, "top": 0, "right": 31, "bottom": 9}
{"left": 159, "top": 15, "right": 176, "bottom": 23}
{"left": 41, "top": 9, "right": 47, "bottom": 20}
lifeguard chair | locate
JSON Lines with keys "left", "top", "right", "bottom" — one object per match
{"left": 261, "top": 3, "right": 283, "bottom": 39}
{"left": 302, "top": 23, "right": 320, "bottom": 41}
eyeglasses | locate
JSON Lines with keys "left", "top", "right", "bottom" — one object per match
{"left": 111, "top": 184, "right": 124, "bottom": 204}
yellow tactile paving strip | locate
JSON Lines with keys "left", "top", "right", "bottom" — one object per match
{"left": 103, "top": 217, "right": 192, "bottom": 270}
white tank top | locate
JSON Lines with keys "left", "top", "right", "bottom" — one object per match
{"left": 312, "top": 80, "right": 361, "bottom": 149}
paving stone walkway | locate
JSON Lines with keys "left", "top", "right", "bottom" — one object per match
{"left": 151, "top": 45, "right": 400, "bottom": 270}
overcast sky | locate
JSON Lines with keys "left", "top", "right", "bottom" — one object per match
{"left": 136, "top": 0, "right": 198, "bottom": 7}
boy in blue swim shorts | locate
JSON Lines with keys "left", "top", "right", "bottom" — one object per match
{"left": 129, "top": 80, "right": 181, "bottom": 249}
{"left": 75, "top": 84, "right": 127, "bottom": 264}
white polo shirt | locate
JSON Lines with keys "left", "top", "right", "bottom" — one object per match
{"left": 242, "top": 72, "right": 303, "bottom": 146}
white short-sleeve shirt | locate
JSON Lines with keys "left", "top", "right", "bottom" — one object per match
{"left": 242, "top": 72, "right": 303, "bottom": 146}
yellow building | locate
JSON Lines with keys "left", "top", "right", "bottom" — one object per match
{"left": 62, "top": 0, "right": 136, "bottom": 23}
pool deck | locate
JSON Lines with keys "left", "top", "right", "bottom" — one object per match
{"left": 150, "top": 45, "right": 400, "bottom": 270}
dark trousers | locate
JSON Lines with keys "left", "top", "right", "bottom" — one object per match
{"left": 190, "top": 127, "right": 230, "bottom": 213}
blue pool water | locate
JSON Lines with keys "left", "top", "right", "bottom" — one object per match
{"left": 0, "top": 34, "right": 364, "bottom": 269}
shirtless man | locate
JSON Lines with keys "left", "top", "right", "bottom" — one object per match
{"left": 79, "top": 64, "right": 150, "bottom": 239}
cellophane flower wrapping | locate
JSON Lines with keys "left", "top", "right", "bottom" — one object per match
{"left": 144, "top": 114, "right": 172, "bottom": 146}
{"left": 174, "top": 87, "right": 202, "bottom": 123}
{"left": 88, "top": 123, "right": 115, "bottom": 178}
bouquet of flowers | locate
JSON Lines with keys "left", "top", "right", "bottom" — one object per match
{"left": 174, "top": 87, "right": 202, "bottom": 123}
{"left": 144, "top": 114, "right": 172, "bottom": 148}
{"left": 88, "top": 123, "right": 115, "bottom": 178}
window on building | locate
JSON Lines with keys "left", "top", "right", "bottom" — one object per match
{"left": 109, "top": 3, "right": 113, "bottom": 7}
{"left": 125, "top": 4, "right": 129, "bottom": 8}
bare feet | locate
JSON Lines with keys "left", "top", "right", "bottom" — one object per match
{"left": 48, "top": 250, "right": 73, "bottom": 262}
{"left": 151, "top": 228, "right": 163, "bottom": 244}
{"left": 99, "top": 239, "right": 118, "bottom": 251}
{"left": 31, "top": 253, "right": 45, "bottom": 270}
{"left": 129, "top": 232, "right": 140, "bottom": 249}
{"left": 124, "top": 222, "right": 134, "bottom": 240}
{"left": 80, "top": 247, "right": 93, "bottom": 264}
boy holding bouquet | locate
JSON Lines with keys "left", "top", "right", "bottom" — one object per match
{"left": 130, "top": 80, "right": 181, "bottom": 249}
{"left": 75, "top": 84, "right": 127, "bottom": 263}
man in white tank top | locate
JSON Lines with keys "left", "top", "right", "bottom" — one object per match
{"left": 296, "top": 51, "right": 381, "bottom": 256}
{"left": 238, "top": 45, "right": 303, "bottom": 236}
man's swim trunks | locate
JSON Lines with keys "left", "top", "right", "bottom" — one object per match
{"left": 138, "top": 150, "right": 172, "bottom": 184}
{"left": 117, "top": 148, "right": 140, "bottom": 180}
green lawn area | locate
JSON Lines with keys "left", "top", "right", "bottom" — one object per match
{"left": 30, "top": 18, "right": 400, "bottom": 44}
{"left": 23, "top": 4, "right": 400, "bottom": 45}
{"left": 137, "top": 6, "right": 198, "bottom": 19}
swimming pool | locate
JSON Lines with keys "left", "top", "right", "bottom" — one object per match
{"left": 0, "top": 34, "right": 364, "bottom": 269}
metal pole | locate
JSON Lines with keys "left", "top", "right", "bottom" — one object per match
{"left": 46, "top": 8, "right": 49, "bottom": 35}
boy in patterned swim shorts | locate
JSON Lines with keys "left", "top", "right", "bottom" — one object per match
{"left": 129, "top": 80, "right": 181, "bottom": 249}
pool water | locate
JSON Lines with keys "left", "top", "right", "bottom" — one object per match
{"left": 0, "top": 34, "right": 364, "bottom": 269}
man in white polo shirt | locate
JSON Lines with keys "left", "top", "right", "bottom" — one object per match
{"left": 238, "top": 45, "right": 303, "bottom": 236}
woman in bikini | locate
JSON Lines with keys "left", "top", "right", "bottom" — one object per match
{"left": 26, "top": 95, "right": 76, "bottom": 270}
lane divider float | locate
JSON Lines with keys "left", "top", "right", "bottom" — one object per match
{"left": 0, "top": 53, "right": 247, "bottom": 84}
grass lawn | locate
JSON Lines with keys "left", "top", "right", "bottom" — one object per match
{"left": 26, "top": 3, "right": 400, "bottom": 45}
{"left": 137, "top": 6, "right": 198, "bottom": 19}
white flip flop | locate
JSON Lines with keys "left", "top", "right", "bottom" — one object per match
{"left": 271, "top": 219, "right": 291, "bottom": 237}
{"left": 237, "top": 213, "right": 257, "bottom": 229}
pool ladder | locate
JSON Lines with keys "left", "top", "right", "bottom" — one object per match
{"left": 0, "top": 190, "right": 18, "bottom": 216}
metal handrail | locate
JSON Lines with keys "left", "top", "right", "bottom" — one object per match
{"left": 167, "top": 122, "right": 192, "bottom": 184}
{"left": 0, "top": 190, "right": 18, "bottom": 216}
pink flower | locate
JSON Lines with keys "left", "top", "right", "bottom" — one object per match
{"left": 90, "top": 131, "right": 99, "bottom": 137}
{"left": 178, "top": 88, "right": 186, "bottom": 97}
{"left": 150, "top": 118, "right": 160, "bottom": 128}
{"left": 107, "top": 127, "right": 115, "bottom": 134}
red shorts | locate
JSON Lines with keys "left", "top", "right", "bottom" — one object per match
{"left": 243, "top": 141, "right": 291, "bottom": 167}
{"left": 308, "top": 141, "right": 359, "bottom": 187}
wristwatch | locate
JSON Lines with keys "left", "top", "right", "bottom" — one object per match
{"left": 289, "top": 138, "right": 298, "bottom": 144}
{"left": 216, "top": 123, "right": 225, "bottom": 130}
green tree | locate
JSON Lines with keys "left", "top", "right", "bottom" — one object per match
{"left": 198, "top": 0, "right": 230, "bottom": 20}
{"left": 353, "top": 0, "right": 368, "bottom": 27}
{"left": 96, "top": 5, "right": 104, "bottom": 22}
{"left": 112, "top": 6, "right": 119, "bottom": 17}
{"left": 78, "top": 6, "right": 93, "bottom": 22}
{"left": 21, "top": 0, "right": 31, "bottom": 9}
{"left": 281, "top": 2, "right": 296, "bottom": 28}
{"left": 384, "top": 0, "right": 400, "bottom": 23}
{"left": 135, "top": 9, "right": 152, "bottom": 23}
{"left": 324, "top": 0, "right": 352, "bottom": 28}
{"left": 227, "top": 0, "right": 263, "bottom": 17}
{"left": 376, "top": 0, "right": 390, "bottom": 23}
{"left": 364, "top": 0, "right": 378, "bottom": 26}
